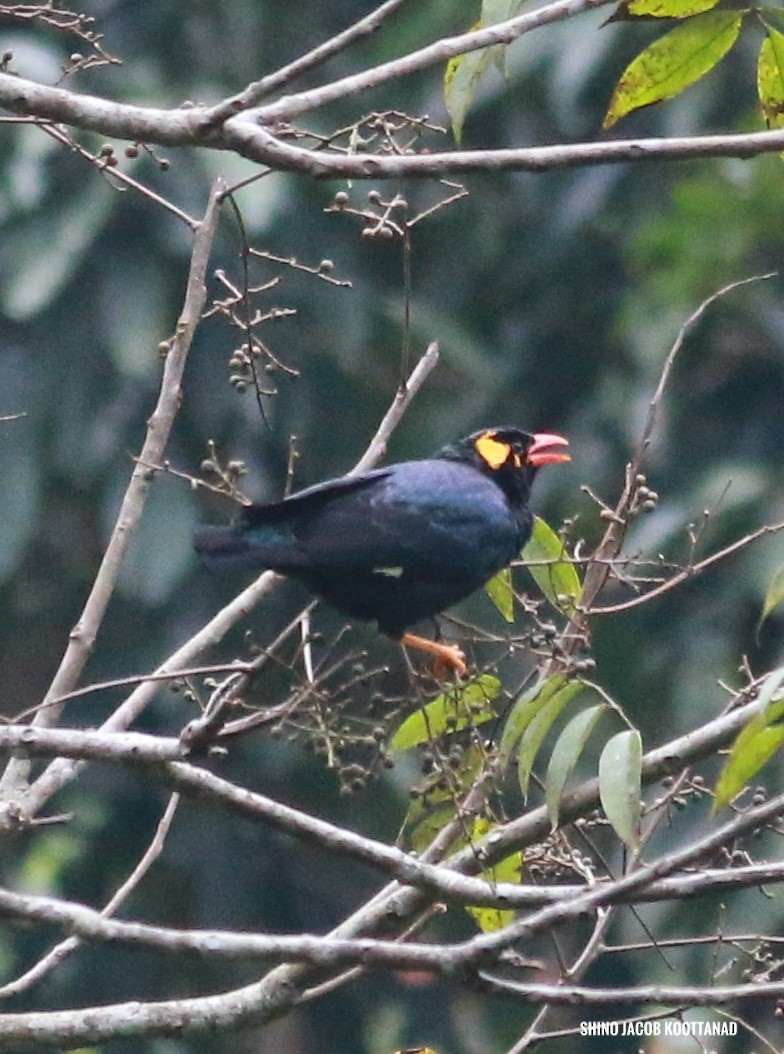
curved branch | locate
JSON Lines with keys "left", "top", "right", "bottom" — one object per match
{"left": 248, "top": 0, "right": 615, "bottom": 123}
{"left": 7, "top": 68, "right": 784, "bottom": 181}
{"left": 0, "top": 685, "right": 766, "bottom": 1046}
{"left": 225, "top": 120, "right": 784, "bottom": 178}
{"left": 0, "top": 71, "right": 203, "bottom": 142}
{"left": 0, "top": 177, "right": 225, "bottom": 808}
{"left": 0, "top": 690, "right": 766, "bottom": 910}
{"left": 202, "top": 0, "right": 412, "bottom": 125}
{"left": 0, "top": 344, "right": 439, "bottom": 832}
{"left": 4, "top": 864, "right": 784, "bottom": 970}
{"left": 2, "top": 778, "right": 784, "bottom": 1048}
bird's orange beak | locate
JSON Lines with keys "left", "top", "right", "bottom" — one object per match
{"left": 528, "top": 432, "right": 570, "bottom": 467}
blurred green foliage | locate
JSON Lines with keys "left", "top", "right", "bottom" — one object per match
{"left": 2, "top": 1, "right": 784, "bottom": 1052}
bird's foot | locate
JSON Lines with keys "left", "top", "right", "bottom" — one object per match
{"left": 400, "top": 632, "right": 468, "bottom": 679}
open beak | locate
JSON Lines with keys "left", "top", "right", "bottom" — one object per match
{"left": 528, "top": 432, "right": 570, "bottom": 467}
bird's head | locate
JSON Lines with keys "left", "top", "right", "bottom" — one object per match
{"left": 442, "top": 427, "right": 570, "bottom": 502}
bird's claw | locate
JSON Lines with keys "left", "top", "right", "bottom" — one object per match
{"left": 401, "top": 632, "right": 468, "bottom": 679}
{"left": 431, "top": 643, "right": 468, "bottom": 680}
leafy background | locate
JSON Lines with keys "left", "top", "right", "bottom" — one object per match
{"left": 2, "top": 0, "right": 784, "bottom": 1050}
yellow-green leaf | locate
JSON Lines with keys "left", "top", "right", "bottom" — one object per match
{"left": 402, "top": 746, "right": 485, "bottom": 852}
{"left": 759, "top": 27, "right": 784, "bottom": 129}
{"left": 444, "top": 21, "right": 491, "bottom": 144}
{"left": 517, "top": 681, "right": 583, "bottom": 800}
{"left": 391, "top": 674, "right": 501, "bottom": 750}
{"left": 499, "top": 673, "right": 566, "bottom": 760}
{"left": 626, "top": 0, "right": 719, "bottom": 18}
{"left": 486, "top": 565, "right": 515, "bottom": 622}
{"left": 714, "top": 666, "right": 784, "bottom": 809}
{"left": 598, "top": 729, "right": 642, "bottom": 850}
{"left": 714, "top": 721, "right": 784, "bottom": 811}
{"left": 758, "top": 561, "right": 784, "bottom": 630}
{"left": 444, "top": 2, "right": 522, "bottom": 141}
{"left": 466, "top": 816, "right": 522, "bottom": 932}
{"left": 483, "top": 0, "right": 519, "bottom": 76}
{"left": 603, "top": 11, "right": 745, "bottom": 129}
{"left": 521, "top": 516, "right": 582, "bottom": 614}
{"left": 482, "top": 0, "right": 519, "bottom": 22}
{"left": 545, "top": 703, "right": 609, "bottom": 830}
{"left": 409, "top": 804, "right": 463, "bottom": 855}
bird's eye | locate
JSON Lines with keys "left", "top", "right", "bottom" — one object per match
{"left": 474, "top": 432, "right": 514, "bottom": 469}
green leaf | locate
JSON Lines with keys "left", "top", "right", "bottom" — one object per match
{"left": 625, "top": 0, "right": 720, "bottom": 18}
{"left": 500, "top": 674, "right": 566, "bottom": 759}
{"left": 486, "top": 566, "right": 515, "bottom": 622}
{"left": 402, "top": 746, "right": 485, "bottom": 852}
{"left": 482, "top": 0, "right": 519, "bottom": 76}
{"left": 517, "top": 681, "right": 583, "bottom": 800}
{"left": 545, "top": 704, "right": 609, "bottom": 830}
{"left": 603, "top": 11, "right": 745, "bottom": 129}
{"left": 714, "top": 666, "right": 784, "bottom": 809}
{"left": 466, "top": 816, "right": 522, "bottom": 932}
{"left": 18, "top": 829, "right": 82, "bottom": 893}
{"left": 482, "top": 0, "right": 519, "bottom": 22}
{"left": 521, "top": 516, "right": 582, "bottom": 614}
{"left": 444, "top": 21, "right": 491, "bottom": 144}
{"left": 759, "top": 562, "right": 784, "bottom": 630}
{"left": 391, "top": 674, "right": 501, "bottom": 750}
{"left": 409, "top": 804, "right": 463, "bottom": 855}
{"left": 714, "top": 721, "right": 784, "bottom": 811}
{"left": 599, "top": 730, "right": 642, "bottom": 850}
{"left": 444, "top": 2, "right": 521, "bottom": 141}
{"left": 759, "top": 26, "right": 784, "bottom": 129}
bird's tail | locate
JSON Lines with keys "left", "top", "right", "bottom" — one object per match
{"left": 194, "top": 519, "right": 300, "bottom": 573}
{"left": 193, "top": 524, "right": 258, "bottom": 572}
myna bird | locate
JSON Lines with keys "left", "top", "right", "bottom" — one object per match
{"left": 195, "top": 427, "right": 570, "bottom": 676}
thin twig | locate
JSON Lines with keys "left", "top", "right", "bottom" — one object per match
{"left": 2, "top": 709, "right": 781, "bottom": 909}
{"left": 0, "top": 794, "right": 180, "bottom": 1000}
{"left": 248, "top": 0, "right": 616, "bottom": 124}
{"left": 593, "top": 518, "right": 784, "bottom": 614}
{"left": 200, "top": 0, "right": 412, "bottom": 126}
{"left": 0, "top": 177, "right": 226, "bottom": 809}
{"left": 3, "top": 342, "right": 439, "bottom": 831}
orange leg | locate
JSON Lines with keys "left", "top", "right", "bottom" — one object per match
{"left": 400, "top": 632, "right": 468, "bottom": 679}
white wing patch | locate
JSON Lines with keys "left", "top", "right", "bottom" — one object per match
{"left": 372, "top": 566, "right": 404, "bottom": 578}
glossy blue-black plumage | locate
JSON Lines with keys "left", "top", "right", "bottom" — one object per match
{"left": 194, "top": 429, "right": 543, "bottom": 638}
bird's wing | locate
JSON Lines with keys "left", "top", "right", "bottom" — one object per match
{"left": 241, "top": 469, "right": 393, "bottom": 528}
{"left": 292, "top": 465, "right": 517, "bottom": 578}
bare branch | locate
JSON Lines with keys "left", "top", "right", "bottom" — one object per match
{"left": 1, "top": 342, "right": 439, "bottom": 831}
{"left": 0, "top": 699, "right": 777, "bottom": 910}
{"left": 594, "top": 518, "right": 784, "bottom": 614}
{"left": 473, "top": 972, "right": 784, "bottom": 1008}
{"left": 202, "top": 0, "right": 412, "bottom": 125}
{"left": 0, "top": 177, "right": 226, "bottom": 807}
{"left": 353, "top": 340, "right": 439, "bottom": 473}
{"left": 8, "top": 68, "right": 784, "bottom": 179}
{"left": 224, "top": 120, "right": 784, "bottom": 178}
{"left": 249, "top": 0, "right": 616, "bottom": 124}
{"left": 0, "top": 794, "right": 180, "bottom": 999}
{"left": 633, "top": 274, "right": 777, "bottom": 468}
{"left": 2, "top": 874, "right": 783, "bottom": 975}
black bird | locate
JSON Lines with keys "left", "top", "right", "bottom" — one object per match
{"left": 195, "top": 427, "right": 569, "bottom": 676}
